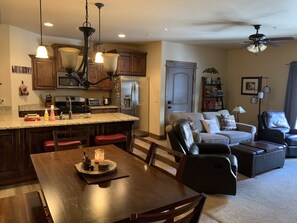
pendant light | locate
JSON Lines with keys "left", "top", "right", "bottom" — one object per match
{"left": 36, "top": 0, "right": 48, "bottom": 58}
{"left": 94, "top": 3, "right": 104, "bottom": 63}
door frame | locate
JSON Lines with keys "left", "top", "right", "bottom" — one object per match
{"left": 164, "top": 60, "right": 197, "bottom": 130}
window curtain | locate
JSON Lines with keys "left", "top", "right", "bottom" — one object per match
{"left": 284, "top": 61, "right": 297, "bottom": 128}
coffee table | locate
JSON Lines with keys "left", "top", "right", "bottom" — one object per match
{"left": 231, "top": 140, "right": 286, "bottom": 177}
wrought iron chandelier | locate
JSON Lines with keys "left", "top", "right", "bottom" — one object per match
{"left": 58, "top": 0, "right": 119, "bottom": 89}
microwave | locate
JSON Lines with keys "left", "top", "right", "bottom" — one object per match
{"left": 56, "top": 72, "right": 85, "bottom": 89}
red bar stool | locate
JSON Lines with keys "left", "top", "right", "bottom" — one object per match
{"left": 44, "top": 129, "right": 89, "bottom": 152}
{"left": 94, "top": 133, "right": 128, "bottom": 150}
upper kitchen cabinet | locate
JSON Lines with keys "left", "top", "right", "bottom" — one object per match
{"left": 88, "top": 63, "right": 112, "bottom": 90}
{"left": 108, "top": 49, "right": 147, "bottom": 76}
{"left": 29, "top": 55, "right": 56, "bottom": 90}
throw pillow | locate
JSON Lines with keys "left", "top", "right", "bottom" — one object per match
{"left": 220, "top": 114, "right": 237, "bottom": 130}
{"left": 187, "top": 117, "right": 199, "bottom": 132}
{"left": 201, "top": 119, "right": 220, "bottom": 134}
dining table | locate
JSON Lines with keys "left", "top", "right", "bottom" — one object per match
{"left": 31, "top": 145, "right": 199, "bottom": 223}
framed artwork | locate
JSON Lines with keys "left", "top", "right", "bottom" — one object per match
{"left": 241, "top": 77, "right": 262, "bottom": 95}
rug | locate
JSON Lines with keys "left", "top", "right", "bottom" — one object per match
{"left": 203, "top": 159, "right": 297, "bottom": 223}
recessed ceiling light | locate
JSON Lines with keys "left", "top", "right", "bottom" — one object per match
{"left": 118, "top": 34, "right": 126, "bottom": 38}
{"left": 164, "top": 28, "right": 168, "bottom": 31}
{"left": 44, "top": 22, "right": 53, "bottom": 27}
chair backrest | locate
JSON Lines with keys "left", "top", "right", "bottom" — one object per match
{"left": 129, "top": 136, "right": 152, "bottom": 163}
{"left": 129, "top": 136, "right": 185, "bottom": 178}
{"left": 53, "top": 128, "right": 90, "bottom": 151}
{"left": 130, "top": 193, "right": 207, "bottom": 223}
{"left": 167, "top": 119, "right": 200, "bottom": 159}
{"left": 146, "top": 140, "right": 185, "bottom": 179}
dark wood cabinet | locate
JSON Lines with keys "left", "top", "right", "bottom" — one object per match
{"left": 0, "top": 130, "right": 21, "bottom": 184}
{"left": 108, "top": 49, "right": 147, "bottom": 76}
{"left": 201, "top": 77, "right": 224, "bottom": 112}
{"left": 88, "top": 63, "right": 112, "bottom": 90}
{"left": 0, "top": 120, "right": 134, "bottom": 186}
{"left": 91, "top": 107, "right": 118, "bottom": 113}
{"left": 29, "top": 55, "right": 55, "bottom": 90}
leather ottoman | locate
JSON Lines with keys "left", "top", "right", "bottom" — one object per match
{"left": 231, "top": 140, "right": 286, "bottom": 177}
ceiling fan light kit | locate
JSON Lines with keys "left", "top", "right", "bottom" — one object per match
{"left": 246, "top": 24, "right": 294, "bottom": 54}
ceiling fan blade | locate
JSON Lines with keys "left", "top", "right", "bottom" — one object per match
{"left": 265, "top": 37, "right": 294, "bottom": 41}
{"left": 263, "top": 41, "right": 283, "bottom": 47}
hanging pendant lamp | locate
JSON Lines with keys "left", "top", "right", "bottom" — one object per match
{"left": 36, "top": 0, "right": 48, "bottom": 58}
{"left": 94, "top": 3, "right": 104, "bottom": 63}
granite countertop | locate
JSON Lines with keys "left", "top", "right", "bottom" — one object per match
{"left": 0, "top": 112, "right": 139, "bottom": 130}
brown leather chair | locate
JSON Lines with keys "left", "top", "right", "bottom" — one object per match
{"left": 167, "top": 119, "right": 238, "bottom": 195}
{"left": 258, "top": 110, "right": 297, "bottom": 157}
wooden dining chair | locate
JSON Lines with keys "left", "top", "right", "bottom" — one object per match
{"left": 130, "top": 193, "right": 207, "bottom": 223}
{"left": 129, "top": 136, "right": 152, "bottom": 163}
{"left": 130, "top": 136, "right": 186, "bottom": 179}
{"left": 52, "top": 128, "right": 90, "bottom": 151}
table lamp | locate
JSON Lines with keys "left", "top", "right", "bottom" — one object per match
{"left": 232, "top": 105, "right": 246, "bottom": 122}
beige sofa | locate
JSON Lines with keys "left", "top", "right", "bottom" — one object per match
{"left": 165, "top": 109, "right": 256, "bottom": 146}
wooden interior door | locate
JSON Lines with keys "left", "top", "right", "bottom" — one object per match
{"left": 165, "top": 60, "right": 196, "bottom": 126}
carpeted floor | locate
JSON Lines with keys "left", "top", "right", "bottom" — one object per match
{"left": 203, "top": 158, "right": 297, "bottom": 223}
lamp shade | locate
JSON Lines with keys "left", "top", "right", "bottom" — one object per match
{"left": 232, "top": 105, "right": 246, "bottom": 114}
{"left": 36, "top": 45, "right": 48, "bottom": 59}
{"left": 263, "top": 85, "right": 271, "bottom": 93}
{"left": 102, "top": 53, "right": 119, "bottom": 73}
{"left": 58, "top": 47, "right": 81, "bottom": 71}
{"left": 258, "top": 91, "right": 264, "bottom": 99}
{"left": 247, "top": 43, "right": 267, "bottom": 53}
{"left": 250, "top": 96, "right": 258, "bottom": 104}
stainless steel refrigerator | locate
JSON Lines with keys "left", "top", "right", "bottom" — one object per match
{"left": 120, "top": 76, "right": 149, "bottom": 136}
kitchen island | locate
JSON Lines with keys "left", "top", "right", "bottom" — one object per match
{"left": 0, "top": 112, "right": 138, "bottom": 186}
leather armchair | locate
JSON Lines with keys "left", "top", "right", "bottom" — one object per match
{"left": 167, "top": 119, "right": 237, "bottom": 195}
{"left": 258, "top": 110, "right": 297, "bottom": 157}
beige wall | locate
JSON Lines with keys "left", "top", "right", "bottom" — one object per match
{"left": 0, "top": 25, "right": 12, "bottom": 108}
{"left": 158, "top": 41, "right": 228, "bottom": 136}
{"left": 226, "top": 40, "right": 297, "bottom": 127}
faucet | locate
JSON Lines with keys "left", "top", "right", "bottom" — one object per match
{"left": 66, "top": 96, "right": 72, "bottom": 119}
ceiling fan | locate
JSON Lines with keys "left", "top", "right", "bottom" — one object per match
{"left": 245, "top": 24, "right": 294, "bottom": 53}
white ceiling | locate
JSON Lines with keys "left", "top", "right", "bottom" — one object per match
{"left": 1, "top": 0, "right": 297, "bottom": 49}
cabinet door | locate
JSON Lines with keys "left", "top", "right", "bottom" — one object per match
{"left": 116, "top": 53, "right": 132, "bottom": 75}
{"left": 0, "top": 130, "right": 21, "bottom": 182}
{"left": 132, "top": 53, "right": 147, "bottom": 76}
{"left": 30, "top": 55, "right": 56, "bottom": 90}
{"left": 24, "top": 128, "right": 53, "bottom": 176}
{"left": 88, "top": 64, "right": 112, "bottom": 90}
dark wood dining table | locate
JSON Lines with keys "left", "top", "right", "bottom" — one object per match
{"left": 31, "top": 145, "right": 199, "bottom": 223}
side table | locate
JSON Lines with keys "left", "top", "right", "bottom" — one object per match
{"left": 231, "top": 140, "right": 286, "bottom": 177}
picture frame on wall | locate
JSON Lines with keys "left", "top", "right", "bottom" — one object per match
{"left": 241, "top": 77, "right": 262, "bottom": 95}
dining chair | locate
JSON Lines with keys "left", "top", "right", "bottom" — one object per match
{"left": 130, "top": 136, "right": 185, "bottom": 179}
{"left": 129, "top": 136, "right": 152, "bottom": 163}
{"left": 130, "top": 193, "right": 207, "bottom": 223}
{"left": 52, "top": 128, "right": 90, "bottom": 151}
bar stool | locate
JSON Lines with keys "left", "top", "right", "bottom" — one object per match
{"left": 44, "top": 128, "right": 89, "bottom": 152}
{"left": 94, "top": 133, "right": 128, "bottom": 150}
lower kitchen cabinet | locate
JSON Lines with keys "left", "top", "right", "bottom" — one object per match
{"left": 0, "top": 130, "right": 21, "bottom": 185}
{"left": 0, "top": 121, "right": 133, "bottom": 186}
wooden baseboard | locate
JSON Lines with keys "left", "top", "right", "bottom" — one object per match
{"left": 148, "top": 133, "right": 166, "bottom": 140}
